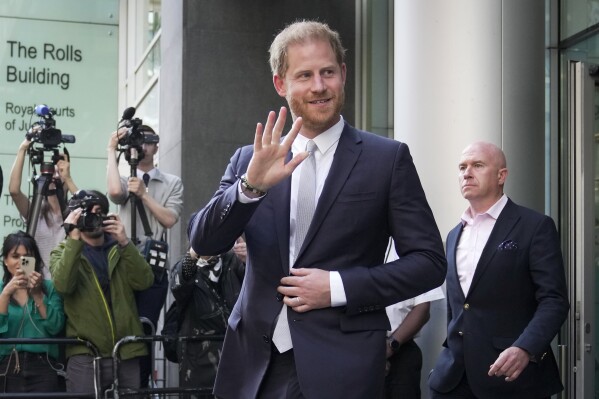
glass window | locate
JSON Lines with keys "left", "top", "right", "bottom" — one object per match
{"left": 135, "top": 37, "right": 161, "bottom": 98}
{"left": 561, "top": 0, "right": 599, "bottom": 40}
{"left": 135, "top": 0, "right": 161, "bottom": 66}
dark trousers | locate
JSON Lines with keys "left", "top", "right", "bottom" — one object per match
{"left": 135, "top": 272, "right": 169, "bottom": 388}
{"left": 0, "top": 351, "right": 61, "bottom": 393}
{"left": 256, "top": 346, "right": 305, "bottom": 399}
{"left": 66, "top": 355, "right": 140, "bottom": 397}
{"left": 385, "top": 339, "right": 422, "bottom": 399}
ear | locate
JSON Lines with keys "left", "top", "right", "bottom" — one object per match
{"left": 273, "top": 74, "right": 287, "bottom": 97}
{"left": 341, "top": 63, "right": 347, "bottom": 85}
{"left": 498, "top": 168, "right": 508, "bottom": 185}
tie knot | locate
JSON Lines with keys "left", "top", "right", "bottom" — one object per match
{"left": 306, "top": 140, "right": 317, "bottom": 154}
{"left": 143, "top": 173, "right": 150, "bottom": 186}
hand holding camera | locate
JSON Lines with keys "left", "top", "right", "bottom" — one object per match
{"left": 101, "top": 213, "right": 130, "bottom": 247}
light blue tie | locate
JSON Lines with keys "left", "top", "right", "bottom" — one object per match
{"left": 272, "top": 140, "right": 318, "bottom": 352}
{"left": 294, "top": 140, "right": 317, "bottom": 259}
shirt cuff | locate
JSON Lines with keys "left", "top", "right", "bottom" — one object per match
{"left": 330, "top": 271, "right": 347, "bottom": 307}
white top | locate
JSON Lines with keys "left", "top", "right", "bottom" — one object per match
{"left": 456, "top": 194, "right": 508, "bottom": 295}
{"left": 32, "top": 212, "right": 64, "bottom": 278}
{"left": 385, "top": 242, "right": 445, "bottom": 336}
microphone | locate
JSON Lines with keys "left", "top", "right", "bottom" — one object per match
{"left": 120, "top": 107, "right": 136, "bottom": 122}
{"left": 34, "top": 104, "right": 51, "bottom": 117}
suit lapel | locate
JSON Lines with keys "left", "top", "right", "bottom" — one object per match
{"left": 271, "top": 152, "right": 292, "bottom": 274}
{"left": 467, "top": 199, "right": 520, "bottom": 296}
{"left": 294, "top": 124, "right": 362, "bottom": 263}
{"left": 447, "top": 223, "right": 466, "bottom": 301}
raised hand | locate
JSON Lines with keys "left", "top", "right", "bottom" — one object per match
{"left": 244, "top": 107, "right": 308, "bottom": 192}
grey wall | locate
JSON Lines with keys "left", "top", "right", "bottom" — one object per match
{"left": 174, "top": 0, "right": 356, "bottom": 253}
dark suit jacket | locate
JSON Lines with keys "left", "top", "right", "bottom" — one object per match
{"left": 188, "top": 123, "right": 446, "bottom": 399}
{"left": 428, "top": 199, "right": 569, "bottom": 399}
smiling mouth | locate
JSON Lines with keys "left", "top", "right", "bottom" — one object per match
{"left": 309, "top": 98, "right": 331, "bottom": 104}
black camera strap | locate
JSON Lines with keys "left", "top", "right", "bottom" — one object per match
{"left": 132, "top": 195, "right": 154, "bottom": 242}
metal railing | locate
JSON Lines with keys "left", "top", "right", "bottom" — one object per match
{"left": 111, "top": 334, "right": 225, "bottom": 399}
{"left": 0, "top": 334, "right": 225, "bottom": 398}
{"left": 0, "top": 337, "right": 100, "bottom": 398}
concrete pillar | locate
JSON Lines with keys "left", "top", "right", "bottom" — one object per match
{"left": 394, "top": 1, "right": 545, "bottom": 396}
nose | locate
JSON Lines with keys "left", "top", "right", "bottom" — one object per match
{"left": 460, "top": 166, "right": 473, "bottom": 179}
{"left": 311, "top": 75, "right": 326, "bottom": 93}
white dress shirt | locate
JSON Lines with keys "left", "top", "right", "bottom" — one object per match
{"left": 238, "top": 117, "right": 348, "bottom": 306}
{"left": 456, "top": 194, "right": 508, "bottom": 295}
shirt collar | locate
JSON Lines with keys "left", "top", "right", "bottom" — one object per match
{"left": 460, "top": 194, "right": 508, "bottom": 225}
{"left": 137, "top": 168, "right": 157, "bottom": 180}
{"left": 293, "top": 116, "right": 344, "bottom": 155}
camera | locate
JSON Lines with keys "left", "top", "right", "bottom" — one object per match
{"left": 26, "top": 105, "right": 75, "bottom": 149}
{"left": 67, "top": 190, "right": 113, "bottom": 232}
{"left": 117, "top": 107, "right": 160, "bottom": 150}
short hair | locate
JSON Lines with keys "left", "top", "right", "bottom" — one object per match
{"left": 139, "top": 125, "right": 156, "bottom": 135}
{"left": 269, "top": 20, "right": 346, "bottom": 77}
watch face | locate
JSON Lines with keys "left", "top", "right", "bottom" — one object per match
{"left": 390, "top": 339, "right": 401, "bottom": 350}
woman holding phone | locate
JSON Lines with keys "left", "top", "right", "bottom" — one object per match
{"left": 0, "top": 231, "right": 65, "bottom": 393}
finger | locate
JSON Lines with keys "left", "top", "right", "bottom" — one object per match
{"left": 261, "top": 111, "right": 277, "bottom": 146}
{"left": 282, "top": 152, "right": 310, "bottom": 177}
{"left": 289, "top": 268, "right": 309, "bottom": 277}
{"left": 280, "top": 275, "right": 302, "bottom": 287}
{"left": 253, "top": 122, "right": 264, "bottom": 152}
{"left": 280, "top": 116, "right": 303, "bottom": 150}
{"left": 271, "top": 107, "right": 288, "bottom": 143}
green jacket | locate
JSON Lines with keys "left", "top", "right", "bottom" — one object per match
{"left": 50, "top": 237, "right": 153, "bottom": 359}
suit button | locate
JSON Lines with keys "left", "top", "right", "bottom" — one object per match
{"left": 464, "top": 303, "right": 470, "bottom": 310}
{"left": 262, "top": 335, "right": 270, "bottom": 344}
{"left": 276, "top": 293, "right": 283, "bottom": 301}
{"left": 458, "top": 331, "right": 463, "bottom": 336}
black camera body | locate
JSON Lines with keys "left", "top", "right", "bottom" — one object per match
{"left": 67, "top": 191, "right": 113, "bottom": 232}
{"left": 117, "top": 107, "right": 160, "bottom": 164}
{"left": 26, "top": 105, "right": 75, "bottom": 150}
{"left": 118, "top": 117, "right": 145, "bottom": 148}
{"left": 76, "top": 212, "right": 113, "bottom": 232}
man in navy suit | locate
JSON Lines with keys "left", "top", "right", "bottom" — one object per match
{"left": 188, "top": 20, "right": 446, "bottom": 398}
{"left": 428, "top": 142, "right": 569, "bottom": 399}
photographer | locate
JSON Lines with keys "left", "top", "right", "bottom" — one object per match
{"left": 170, "top": 240, "right": 246, "bottom": 395}
{"left": 106, "top": 125, "right": 183, "bottom": 388}
{"left": 49, "top": 190, "right": 153, "bottom": 396}
{"left": 9, "top": 138, "right": 78, "bottom": 275}
{"left": 0, "top": 231, "right": 65, "bottom": 394}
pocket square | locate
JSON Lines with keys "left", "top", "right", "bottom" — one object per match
{"left": 498, "top": 240, "right": 518, "bottom": 251}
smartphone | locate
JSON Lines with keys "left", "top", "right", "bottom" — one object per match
{"left": 20, "top": 256, "right": 36, "bottom": 277}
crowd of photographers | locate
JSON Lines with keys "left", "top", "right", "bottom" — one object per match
{"left": 0, "top": 107, "right": 196, "bottom": 396}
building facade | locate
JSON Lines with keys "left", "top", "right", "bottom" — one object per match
{"left": 120, "top": 0, "right": 598, "bottom": 397}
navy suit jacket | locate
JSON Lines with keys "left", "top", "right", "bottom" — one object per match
{"left": 188, "top": 123, "right": 446, "bottom": 399}
{"left": 428, "top": 199, "right": 569, "bottom": 399}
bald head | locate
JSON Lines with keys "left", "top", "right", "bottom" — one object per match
{"left": 461, "top": 141, "right": 506, "bottom": 169}
{"left": 458, "top": 141, "right": 508, "bottom": 214}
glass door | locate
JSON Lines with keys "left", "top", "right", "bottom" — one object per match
{"left": 564, "top": 60, "right": 597, "bottom": 399}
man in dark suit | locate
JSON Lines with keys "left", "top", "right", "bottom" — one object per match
{"left": 428, "top": 141, "right": 570, "bottom": 399}
{"left": 188, "top": 20, "right": 446, "bottom": 399}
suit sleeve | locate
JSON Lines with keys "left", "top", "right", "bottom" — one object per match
{"left": 341, "top": 142, "right": 447, "bottom": 315}
{"left": 513, "top": 216, "right": 569, "bottom": 356}
{"left": 188, "top": 146, "right": 261, "bottom": 256}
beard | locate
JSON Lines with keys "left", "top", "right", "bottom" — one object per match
{"left": 83, "top": 228, "right": 104, "bottom": 240}
{"left": 287, "top": 87, "right": 345, "bottom": 134}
